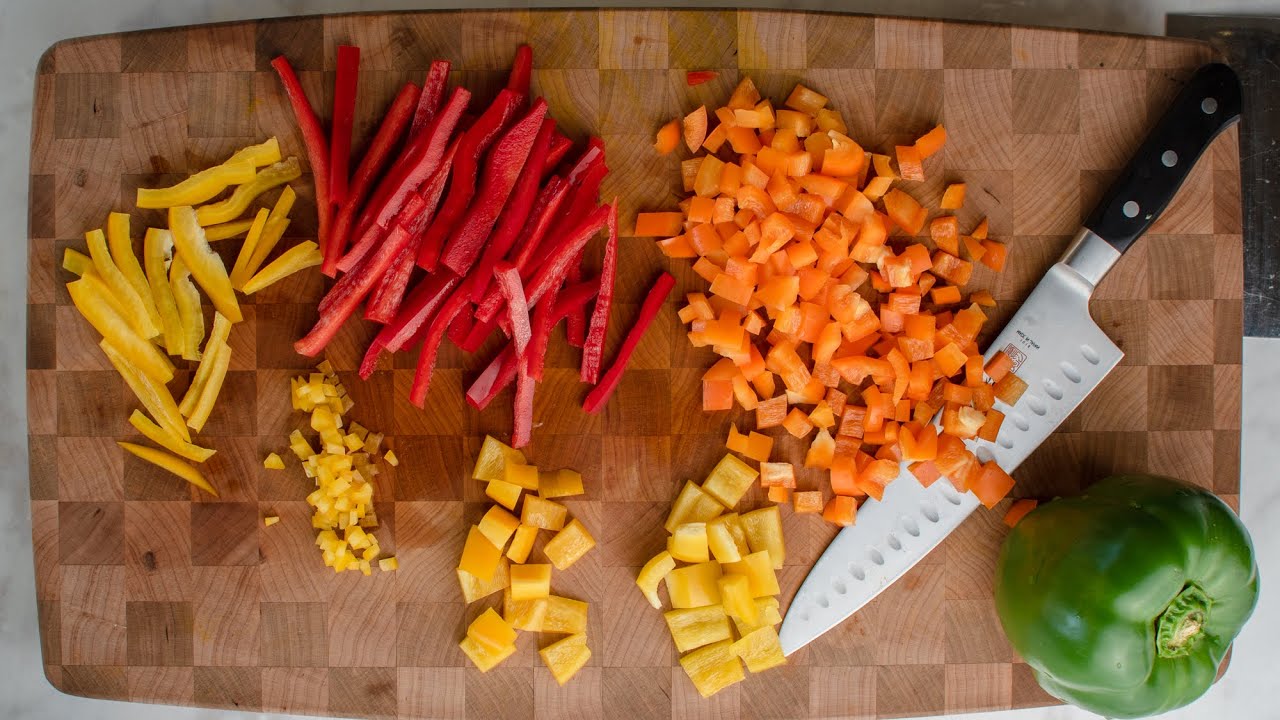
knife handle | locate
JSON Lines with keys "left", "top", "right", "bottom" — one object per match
{"left": 1084, "top": 63, "right": 1241, "bottom": 254}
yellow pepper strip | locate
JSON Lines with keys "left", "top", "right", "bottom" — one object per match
{"left": 180, "top": 312, "right": 233, "bottom": 417}
{"left": 168, "top": 253, "right": 205, "bottom": 361}
{"left": 246, "top": 185, "right": 297, "bottom": 275}
{"left": 204, "top": 218, "right": 256, "bottom": 242}
{"left": 62, "top": 248, "right": 94, "bottom": 277}
{"left": 67, "top": 275, "right": 174, "bottom": 384}
{"left": 169, "top": 205, "right": 242, "bottom": 323}
{"left": 128, "top": 410, "right": 214, "bottom": 462}
{"left": 225, "top": 137, "right": 282, "bottom": 168}
{"left": 186, "top": 339, "right": 231, "bottom": 432}
{"left": 118, "top": 441, "right": 218, "bottom": 497}
{"left": 242, "top": 241, "right": 322, "bottom": 294}
{"left": 100, "top": 339, "right": 189, "bottom": 441}
{"left": 229, "top": 208, "right": 270, "bottom": 291}
{"left": 195, "top": 157, "right": 301, "bottom": 226}
{"left": 136, "top": 161, "right": 256, "bottom": 209}
{"left": 86, "top": 228, "right": 160, "bottom": 340}
{"left": 142, "top": 228, "right": 185, "bottom": 357}
{"left": 106, "top": 212, "right": 163, "bottom": 335}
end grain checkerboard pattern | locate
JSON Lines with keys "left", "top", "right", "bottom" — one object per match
{"left": 27, "top": 10, "right": 1241, "bottom": 719}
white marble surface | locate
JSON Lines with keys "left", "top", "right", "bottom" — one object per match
{"left": 4, "top": 1, "right": 1279, "bottom": 718}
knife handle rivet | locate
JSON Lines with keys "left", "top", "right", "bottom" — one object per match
{"left": 1161, "top": 150, "right": 1179, "bottom": 167}
{"left": 1122, "top": 200, "right": 1140, "bottom": 218}
{"left": 1201, "top": 97, "right": 1218, "bottom": 114}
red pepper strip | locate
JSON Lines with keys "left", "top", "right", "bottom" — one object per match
{"left": 581, "top": 201, "right": 619, "bottom": 384}
{"left": 329, "top": 45, "right": 360, "bottom": 206}
{"left": 582, "top": 272, "right": 676, "bottom": 414}
{"left": 447, "top": 311, "right": 474, "bottom": 348}
{"left": 544, "top": 131, "right": 573, "bottom": 177}
{"left": 458, "top": 316, "right": 497, "bottom": 353}
{"left": 270, "top": 56, "right": 331, "bottom": 271}
{"left": 526, "top": 283, "right": 562, "bottom": 382}
{"left": 408, "top": 285, "right": 473, "bottom": 407}
{"left": 512, "top": 358, "right": 536, "bottom": 448}
{"left": 522, "top": 204, "right": 610, "bottom": 310}
{"left": 323, "top": 191, "right": 428, "bottom": 315}
{"left": 325, "top": 82, "right": 419, "bottom": 276}
{"left": 440, "top": 99, "right": 549, "bottom": 276}
{"left": 410, "top": 60, "right": 450, "bottom": 138}
{"left": 465, "top": 117, "right": 557, "bottom": 302}
{"left": 493, "top": 262, "right": 532, "bottom": 356}
{"left": 507, "top": 44, "right": 533, "bottom": 97}
{"left": 357, "top": 271, "right": 460, "bottom": 379}
{"left": 564, "top": 139, "right": 605, "bottom": 187}
{"left": 555, "top": 157, "right": 609, "bottom": 348}
{"left": 417, "top": 88, "right": 525, "bottom": 271}
{"left": 473, "top": 177, "right": 570, "bottom": 321}
{"left": 686, "top": 70, "right": 719, "bottom": 86}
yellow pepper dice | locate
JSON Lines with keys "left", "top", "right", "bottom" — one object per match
{"left": 136, "top": 161, "right": 257, "bottom": 208}
{"left": 458, "top": 558, "right": 511, "bottom": 603}
{"left": 664, "top": 604, "right": 732, "bottom": 652}
{"left": 460, "top": 636, "right": 516, "bottom": 672}
{"left": 543, "top": 518, "right": 596, "bottom": 571}
{"left": 506, "top": 524, "right": 538, "bottom": 564}
{"left": 732, "top": 596, "right": 783, "bottom": 636}
{"left": 520, "top": 495, "right": 567, "bottom": 531}
{"left": 539, "top": 633, "right": 591, "bottom": 686}
{"left": 679, "top": 639, "right": 745, "bottom": 698}
{"left": 741, "top": 505, "right": 787, "bottom": 569}
{"left": 467, "top": 608, "right": 517, "bottom": 652}
{"left": 541, "top": 595, "right": 589, "bottom": 634}
{"left": 537, "top": 469, "right": 584, "bottom": 498}
{"left": 504, "top": 461, "right": 540, "bottom": 491}
{"left": 666, "top": 561, "right": 724, "bottom": 609}
{"left": 485, "top": 478, "right": 523, "bottom": 511}
{"left": 478, "top": 505, "right": 521, "bottom": 550}
{"left": 503, "top": 589, "right": 548, "bottom": 631}
{"left": 636, "top": 551, "right": 676, "bottom": 609}
{"left": 378, "top": 556, "right": 399, "bottom": 572}
{"left": 731, "top": 625, "right": 787, "bottom": 672}
{"left": 701, "top": 453, "right": 760, "bottom": 508}
{"left": 668, "top": 523, "right": 710, "bottom": 563}
{"left": 510, "top": 563, "right": 552, "bottom": 601}
{"left": 722, "top": 551, "right": 780, "bottom": 598}
{"left": 473, "top": 435, "right": 527, "bottom": 482}
{"left": 195, "top": 157, "right": 302, "bottom": 226}
{"left": 458, "top": 526, "right": 503, "bottom": 583}
{"left": 263, "top": 516, "right": 280, "bottom": 527}
{"left": 706, "top": 514, "right": 744, "bottom": 563}
{"left": 665, "top": 481, "right": 725, "bottom": 533}
{"left": 241, "top": 240, "right": 323, "bottom": 294}
{"left": 263, "top": 452, "right": 285, "bottom": 470}
{"left": 717, "top": 575, "right": 759, "bottom": 625}
{"left": 168, "top": 205, "right": 242, "bottom": 323}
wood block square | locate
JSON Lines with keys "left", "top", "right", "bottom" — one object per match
{"left": 1011, "top": 135, "right": 1081, "bottom": 235}
{"left": 994, "top": 236, "right": 1068, "bottom": 303}
{"left": 741, "top": 664, "right": 809, "bottom": 719}
{"left": 122, "top": 433, "right": 197, "bottom": 503}
{"left": 59, "top": 501, "right": 123, "bottom": 565}
{"left": 1147, "top": 299, "right": 1213, "bottom": 365}
{"left": 60, "top": 565, "right": 126, "bottom": 665}
{"left": 187, "top": 72, "right": 255, "bottom": 138}
{"left": 802, "top": 69, "right": 876, "bottom": 142}
{"left": 1215, "top": 429, "right": 1241, "bottom": 493}
{"left": 393, "top": 369, "right": 468, "bottom": 436}
{"left": 56, "top": 436, "right": 123, "bottom": 501}
{"left": 119, "top": 73, "right": 189, "bottom": 175}
{"left": 599, "top": 502, "right": 668, "bottom": 569}
{"left": 1147, "top": 430, "right": 1214, "bottom": 490}
{"left": 58, "top": 371, "right": 125, "bottom": 437}
{"left": 194, "top": 666, "right": 262, "bottom": 711}
{"left": 187, "top": 23, "right": 255, "bottom": 72}
{"left": 870, "top": 562, "right": 944, "bottom": 665}
{"left": 1147, "top": 364, "right": 1212, "bottom": 431}
{"left": 1150, "top": 161, "right": 1214, "bottom": 236}
{"left": 28, "top": 435, "right": 58, "bottom": 501}
{"left": 1083, "top": 429, "right": 1154, "bottom": 479}
{"left": 255, "top": 16, "right": 324, "bottom": 71}
{"left": 944, "top": 69, "right": 1013, "bottom": 170}
{"left": 1012, "top": 662, "right": 1059, "bottom": 708}
{"left": 255, "top": 304, "right": 317, "bottom": 368}
{"left": 262, "top": 666, "right": 329, "bottom": 715}
{"left": 393, "top": 435, "right": 465, "bottom": 501}
{"left": 54, "top": 36, "right": 122, "bottom": 73}
{"left": 466, "top": 666, "right": 534, "bottom": 720}
{"left": 53, "top": 140, "right": 124, "bottom": 238}
{"left": 599, "top": 70, "right": 669, "bottom": 136}
{"left": 60, "top": 665, "right": 127, "bottom": 700}
{"left": 328, "top": 572, "right": 397, "bottom": 667}
{"left": 395, "top": 501, "right": 466, "bottom": 603}
{"left": 1088, "top": 299, "right": 1149, "bottom": 364}
{"left": 874, "top": 70, "right": 943, "bottom": 147}
{"left": 672, "top": 663, "right": 740, "bottom": 719}
{"left": 257, "top": 503, "right": 334, "bottom": 602}
{"left": 601, "top": 566, "right": 670, "bottom": 667}
{"left": 874, "top": 18, "right": 943, "bottom": 69}
{"left": 738, "top": 10, "right": 807, "bottom": 69}
{"left": 600, "top": 10, "right": 668, "bottom": 70}
{"left": 399, "top": 667, "right": 465, "bottom": 719}
{"left": 379, "top": 14, "right": 462, "bottom": 71}
{"left": 1212, "top": 234, "right": 1243, "bottom": 301}
{"left": 1214, "top": 299, "right": 1243, "bottom": 364}
{"left": 190, "top": 502, "right": 259, "bottom": 566}
{"left": 193, "top": 566, "right": 261, "bottom": 666}
{"left": 945, "top": 663, "right": 1012, "bottom": 713}
{"left": 1215, "top": 170, "right": 1242, "bottom": 234}
{"left": 877, "top": 664, "right": 945, "bottom": 718}
{"left": 28, "top": 173, "right": 56, "bottom": 239}
{"left": 1077, "top": 365, "right": 1147, "bottom": 431}
{"left": 121, "top": 29, "right": 187, "bottom": 72}
{"left": 535, "top": 665, "right": 602, "bottom": 717}
{"left": 943, "top": 23, "right": 1012, "bottom": 69}
{"left": 524, "top": 433, "right": 602, "bottom": 493}
{"left": 1215, "top": 364, "right": 1241, "bottom": 430}
{"left": 125, "top": 501, "right": 193, "bottom": 602}
{"left": 941, "top": 506, "right": 1006, "bottom": 599}
{"left": 126, "top": 666, "right": 193, "bottom": 706}
{"left": 599, "top": 668, "right": 666, "bottom": 720}
{"left": 526, "top": 9, "right": 600, "bottom": 69}
{"left": 1080, "top": 33, "right": 1146, "bottom": 69}
{"left": 1012, "top": 70, "right": 1079, "bottom": 135}
{"left": 25, "top": 306, "right": 53, "bottom": 369}
{"left": 1080, "top": 69, "right": 1149, "bottom": 170}
{"left": 456, "top": 10, "right": 532, "bottom": 70}
{"left": 809, "top": 666, "right": 876, "bottom": 718}
{"left": 1011, "top": 27, "right": 1078, "bottom": 69}
{"left": 806, "top": 601, "right": 877, "bottom": 667}
{"left": 259, "top": 602, "right": 328, "bottom": 667}
{"left": 396, "top": 602, "right": 465, "bottom": 667}
{"left": 944, "top": 599, "right": 1014, "bottom": 663}
{"left": 1146, "top": 235, "right": 1213, "bottom": 299}
{"left": 125, "top": 600, "right": 194, "bottom": 666}
{"left": 1015, "top": 432, "right": 1085, "bottom": 497}
{"left": 601, "top": 435, "right": 671, "bottom": 502}
{"left": 669, "top": 10, "right": 738, "bottom": 69}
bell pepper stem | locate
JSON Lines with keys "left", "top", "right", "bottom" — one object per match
{"left": 1157, "top": 583, "right": 1211, "bottom": 658}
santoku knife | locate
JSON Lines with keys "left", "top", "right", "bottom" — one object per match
{"left": 780, "top": 63, "right": 1243, "bottom": 656}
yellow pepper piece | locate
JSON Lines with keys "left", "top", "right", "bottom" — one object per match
{"left": 542, "top": 595, "right": 589, "bottom": 634}
{"left": 128, "top": 410, "right": 212, "bottom": 462}
{"left": 68, "top": 275, "right": 174, "bottom": 384}
{"left": 666, "top": 561, "right": 724, "bottom": 609}
{"left": 504, "top": 461, "right": 540, "bottom": 491}
{"left": 457, "top": 558, "right": 510, "bottom": 603}
{"left": 485, "top": 478, "right": 523, "bottom": 511}
{"left": 510, "top": 563, "right": 552, "bottom": 601}
{"left": 169, "top": 205, "right": 241, "bottom": 323}
{"left": 668, "top": 523, "right": 710, "bottom": 563}
{"left": 537, "top": 469, "right": 584, "bottom": 498}
{"left": 62, "top": 248, "right": 94, "bottom": 277}
{"left": 717, "top": 575, "right": 759, "bottom": 626}
{"left": 539, "top": 634, "right": 591, "bottom": 686}
{"left": 722, "top": 551, "right": 780, "bottom": 598}
{"left": 185, "top": 340, "right": 230, "bottom": 433}
{"left": 731, "top": 625, "right": 787, "bottom": 673}
{"left": 100, "top": 341, "right": 189, "bottom": 442}
{"left": 506, "top": 524, "right": 538, "bottom": 564}
{"left": 378, "top": 556, "right": 398, "bottom": 572}
{"left": 263, "top": 452, "right": 285, "bottom": 470}
{"left": 520, "top": 495, "right": 567, "bottom": 531}
{"left": 168, "top": 253, "right": 205, "bottom": 361}
{"left": 264, "top": 515, "right": 280, "bottom": 527}
{"left": 731, "top": 597, "right": 783, "bottom": 637}
{"left": 636, "top": 550, "right": 676, "bottom": 609}
{"left": 665, "top": 481, "right": 724, "bottom": 533}
{"left": 229, "top": 207, "right": 269, "bottom": 290}
{"left": 503, "top": 589, "right": 547, "bottom": 631}
{"left": 701, "top": 454, "right": 759, "bottom": 509}
{"left": 665, "top": 604, "right": 732, "bottom": 653}
{"left": 195, "top": 157, "right": 301, "bottom": 226}
{"left": 118, "top": 441, "right": 218, "bottom": 496}
{"left": 460, "top": 636, "right": 516, "bottom": 673}
{"left": 383, "top": 450, "right": 399, "bottom": 467}
{"left": 679, "top": 639, "right": 745, "bottom": 698}
{"left": 741, "top": 505, "right": 786, "bottom": 569}
{"left": 142, "top": 228, "right": 185, "bottom": 356}
{"left": 137, "top": 161, "right": 256, "bottom": 209}
{"left": 86, "top": 228, "right": 160, "bottom": 339}
{"left": 477, "top": 506, "right": 520, "bottom": 550}
{"left": 241, "top": 240, "right": 323, "bottom": 294}
{"left": 473, "top": 435, "right": 526, "bottom": 482}
{"left": 225, "top": 137, "right": 282, "bottom": 168}
{"left": 544, "top": 518, "right": 596, "bottom": 571}
{"left": 706, "top": 515, "right": 743, "bottom": 564}
{"left": 245, "top": 185, "right": 296, "bottom": 275}
{"left": 106, "top": 212, "right": 163, "bottom": 335}
{"left": 467, "top": 608, "right": 518, "bottom": 652}
{"left": 203, "top": 218, "right": 257, "bottom": 242}
{"left": 179, "top": 312, "right": 233, "bottom": 417}
{"left": 458, "top": 526, "right": 503, "bottom": 583}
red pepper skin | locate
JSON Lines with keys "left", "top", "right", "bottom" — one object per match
{"left": 446, "top": 311, "right": 474, "bottom": 348}
{"left": 580, "top": 201, "right": 619, "bottom": 384}
{"left": 523, "top": 204, "right": 610, "bottom": 310}
{"left": 458, "top": 316, "right": 497, "bottom": 353}
{"left": 582, "top": 272, "right": 676, "bottom": 414}
{"left": 493, "top": 262, "right": 532, "bottom": 356}
{"left": 466, "top": 117, "right": 557, "bottom": 302}
{"left": 358, "top": 271, "right": 460, "bottom": 379}
{"left": 410, "top": 60, "right": 451, "bottom": 138}
{"left": 526, "top": 284, "right": 561, "bottom": 382}
{"left": 325, "top": 81, "right": 419, "bottom": 276}
{"left": 323, "top": 191, "right": 426, "bottom": 315}
{"left": 439, "top": 99, "right": 549, "bottom": 276}
{"left": 329, "top": 45, "right": 360, "bottom": 206}
{"left": 417, "top": 88, "right": 525, "bottom": 271}
{"left": 473, "top": 177, "right": 570, "bottom": 322}
{"left": 553, "top": 154, "right": 608, "bottom": 348}
{"left": 507, "top": 44, "right": 533, "bottom": 97}
{"left": 544, "top": 131, "right": 573, "bottom": 177}
{"left": 512, "top": 358, "right": 536, "bottom": 448}
{"left": 408, "top": 285, "right": 472, "bottom": 407}
{"left": 270, "top": 56, "right": 332, "bottom": 272}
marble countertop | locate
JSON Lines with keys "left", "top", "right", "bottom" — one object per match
{"left": 5, "top": 1, "right": 1279, "bottom": 718}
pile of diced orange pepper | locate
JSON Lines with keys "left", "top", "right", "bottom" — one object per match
{"left": 639, "top": 77, "right": 1028, "bottom": 527}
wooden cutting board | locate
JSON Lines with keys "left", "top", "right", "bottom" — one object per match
{"left": 25, "top": 9, "right": 1242, "bottom": 720}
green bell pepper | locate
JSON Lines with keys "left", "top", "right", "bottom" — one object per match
{"left": 996, "top": 475, "right": 1258, "bottom": 719}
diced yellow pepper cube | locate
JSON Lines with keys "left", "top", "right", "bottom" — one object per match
{"left": 539, "top": 633, "right": 591, "bottom": 686}
{"left": 263, "top": 452, "right": 285, "bottom": 470}
{"left": 520, "top": 495, "right": 567, "bottom": 531}
{"left": 344, "top": 525, "right": 371, "bottom": 550}
{"left": 543, "top": 518, "right": 596, "bottom": 571}
{"left": 706, "top": 514, "right": 743, "bottom": 563}
{"left": 668, "top": 523, "right": 710, "bottom": 563}
{"left": 717, "top": 574, "right": 759, "bottom": 625}
{"left": 510, "top": 563, "right": 552, "bottom": 601}
{"left": 741, "top": 505, "right": 786, "bottom": 569}
{"left": 457, "top": 558, "right": 511, "bottom": 604}
{"left": 460, "top": 635, "right": 516, "bottom": 672}
{"left": 478, "top": 505, "right": 521, "bottom": 550}
{"left": 537, "top": 469, "right": 584, "bottom": 498}
{"left": 504, "top": 461, "right": 540, "bottom": 491}
{"left": 473, "top": 435, "right": 526, "bottom": 482}
{"left": 486, "top": 478, "right": 523, "bottom": 510}
{"left": 722, "top": 551, "right": 779, "bottom": 598}
{"left": 503, "top": 588, "right": 548, "bottom": 631}
{"left": 378, "top": 556, "right": 398, "bottom": 572}
{"left": 343, "top": 433, "right": 364, "bottom": 452}
{"left": 731, "top": 597, "right": 782, "bottom": 636}
{"left": 506, "top": 524, "right": 538, "bottom": 564}
{"left": 636, "top": 551, "right": 677, "bottom": 609}
{"left": 542, "top": 595, "right": 588, "bottom": 634}
{"left": 664, "top": 604, "right": 732, "bottom": 652}
{"left": 731, "top": 625, "right": 787, "bottom": 672}
{"left": 679, "top": 639, "right": 745, "bottom": 698}
{"left": 666, "top": 561, "right": 724, "bottom": 609}
{"left": 665, "top": 481, "right": 725, "bottom": 533}
{"left": 383, "top": 450, "right": 398, "bottom": 466}
{"left": 467, "top": 607, "right": 518, "bottom": 652}
{"left": 263, "top": 515, "right": 279, "bottom": 527}
{"left": 724, "top": 513, "right": 752, "bottom": 556}
{"left": 458, "top": 526, "right": 502, "bottom": 583}
{"left": 701, "top": 454, "right": 759, "bottom": 509}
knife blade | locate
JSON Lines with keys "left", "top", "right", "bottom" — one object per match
{"left": 780, "top": 62, "right": 1242, "bottom": 656}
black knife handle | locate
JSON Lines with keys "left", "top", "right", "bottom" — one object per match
{"left": 1084, "top": 63, "right": 1241, "bottom": 254}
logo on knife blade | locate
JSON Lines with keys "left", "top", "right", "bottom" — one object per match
{"left": 1002, "top": 344, "right": 1028, "bottom": 372}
